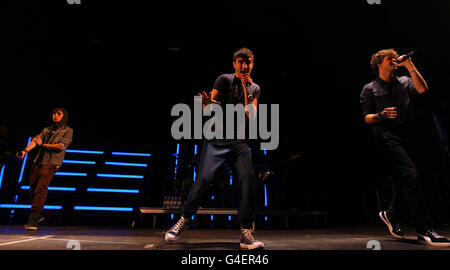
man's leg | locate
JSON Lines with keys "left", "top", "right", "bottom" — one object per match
{"left": 28, "top": 165, "right": 41, "bottom": 209}
{"left": 181, "top": 141, "right": 229, "bottom": 218}
{"left": 165, "top": 141, "right": 229, "bottom": 242}
{"left": 30, "top": 165, "right": 56, "bottom": 215}
{"left": 231, "top": 143, "right": 257, "bottom": 229}
{"left": 383, "top": 144, "right": 428, "bottom": 230}
{"left": 231, "top": 142, "right": 263, "bottom": 249}
{"left": 25, "top": 164, "right": 55, "bottom": 231}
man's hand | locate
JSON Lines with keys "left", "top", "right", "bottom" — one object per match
{"left": 16, "top": 150, "right": 26, "bottom": 160}
{"left": 396, "top": 55, "right": 414, "bottom": 70}
{"left": 239, "top": 73, "right": 253, "bottom": 88}
{"left": 382, "top": 107, "right": 398, "bottom": 119}
{"left": 197, "top": 91, "right": 221, "bottom": 106}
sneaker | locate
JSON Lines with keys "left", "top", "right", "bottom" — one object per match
{"left": 24, "top": 213, "right": 39, "bottom": 231}
{"left": 417, "top": 228, "right": 450, "bottom": 247}
{"left": 165, "top": 216, "right": 190, "bottom": 242}
{"left": 37, "top": 214, "right": 44, "bottom": 223}
{"left": 379, "top": 211, "right": 404, "bottom": 239}
{"left": 240, "top": 228, "right": 264, "bottom": 250}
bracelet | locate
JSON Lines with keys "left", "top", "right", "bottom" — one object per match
{"left": 409, "top": 68, "right": 416, "bottom": 73}
{"left": 377, "top": 112, "right": 384, "bottom": 120}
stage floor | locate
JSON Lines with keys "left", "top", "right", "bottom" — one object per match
{"left": 0, "top": 225, "right": 449, "bottom": 250}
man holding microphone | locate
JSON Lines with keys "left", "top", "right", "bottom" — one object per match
{"left": 360, "top": 48, "right": 450, "bottom": 246}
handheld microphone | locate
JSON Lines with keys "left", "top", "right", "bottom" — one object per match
{"left": 395, "top": 50, "right": 418, "bottom": 63}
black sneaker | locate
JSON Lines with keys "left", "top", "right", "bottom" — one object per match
{"left": 379, "top": 211, "right": 404, "bottom": 239}
{"left": 240, "top": 228, "right": 264, "bottom": 250}
{"left": 417, "top": 228, "right": 450, "bottom": 247}
{"left": 24, "top": 214, "right": 39, "bottom": 231}
{"left": 165, "top": 216, "right": 190, "bottom": 242}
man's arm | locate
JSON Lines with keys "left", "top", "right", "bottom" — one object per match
{"left": 198, "top": 89, "right": 221, "bottom": 110}
{"left": 398, "top": 57, "right": 428, "bottom": 94}
{"left": 16, "top": 134, "right": 43, "bottom": 159}
{"left": 364, "top": 107, "right": 398, "bottom": 124}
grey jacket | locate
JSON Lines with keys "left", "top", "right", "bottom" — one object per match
{"left": 33, "top": 125, "right": 73, "bottom": 169}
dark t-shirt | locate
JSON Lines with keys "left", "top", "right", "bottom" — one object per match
{"left": 207, "top": 73, "right": 261, "bottom": 142}
{"left": 213, "top": 73, "right": 261, "bottom": 105}
{"left": 360, "top": 76, "right": 419, "bottom": 145}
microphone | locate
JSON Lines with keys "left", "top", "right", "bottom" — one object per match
{"left": 395, "top": 50, "right": 418, "bottom": 63}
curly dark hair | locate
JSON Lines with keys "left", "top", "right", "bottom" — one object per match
{"left": 370, "top": 48, "right": 399, "bottom": 75}
{"left": 233, "top": 47, "right": 255, "bottom": 62}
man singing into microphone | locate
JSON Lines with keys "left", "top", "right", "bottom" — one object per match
{"left": 360, "top": 48, "right": 450, "bottom": 246}
{"left": 16, "top": 107, "right": 73, "bottom": 231}
{"left": 164, "top": 47, "right": 264, "bottom": 249}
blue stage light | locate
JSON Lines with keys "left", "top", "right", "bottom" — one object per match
{"left": 104, "top": 162, "right": 148, "bottom": 167}
{"left": 0, "top": 166, "right": 5, "bottom": 191}
{"left": 87, "top": 188, "right": 139, "bottom": 194}
{"left": 96, "top": 173, "right": 144, "bottom": 179}
{"left": 63, "top": 160, "right": 96, "bottom": 165}
{"left": 55, "top": 172, "right": 88, "bottom": 177}
{"left": 18, "top": 137, "right": 32, "bottom": 184}
{"left": 264, "top": 184, "right": 268, "bottom": 207}
{"left": 73, "top": 206, "right": 133, "bottom": 212}
{"left": 0, "top": 204, "right": 62, "bottom": 210}
{"left": 21, "top": 186, "right": 76, "bottom": 191}
{"left": 111, "top": 152, "right": 151, "bottom": 157}
{"left": 66, "top": 149, "right": 104, "bottom": 154}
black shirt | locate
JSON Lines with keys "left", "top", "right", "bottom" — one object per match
{"left": 360, "top": 76, "right": 419, "bottom": 145}
{"left": 208, "top": 73, "right": 261, "bottom": 142}
{"left": 213, "top": 73, "right": 261, "bottom": 105}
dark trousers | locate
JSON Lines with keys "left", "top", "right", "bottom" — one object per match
{"left": 28, "top": 163, "right": 56, "bottom": 215}
{"left": 182, "top": 140, "right": 257, "bottom": 229}
{"left": 381, "top": 140, "right": 429, "bottom": 231}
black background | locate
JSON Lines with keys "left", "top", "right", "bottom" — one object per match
{"left": 2, "top": 0, "right": 450, "bottom": 225}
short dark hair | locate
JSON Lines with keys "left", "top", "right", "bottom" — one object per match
{"left": 233, "top": 47, "right": 255, "bottom": 62}
{"left": 370, "top": 48, "right": 399, "bottom": 75}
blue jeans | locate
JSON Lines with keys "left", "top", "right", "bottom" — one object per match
{"left": 182, "top": 140, "right": 257, "bottom": 229}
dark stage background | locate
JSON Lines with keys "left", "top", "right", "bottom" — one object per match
{"left": 1, "top": 0, "right": 450, "bottom": 226}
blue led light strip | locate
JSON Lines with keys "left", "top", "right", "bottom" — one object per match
{"left": 0, "top": 204, "right": 62, "bottom": 210}
{"left": 66, "top": 149, "right": 104, "bottom": 154}
{"left": 73, "top": 206, "right": 133, "bottom": 212}
{"left": 0, "top": 166, "right": 5, "bottom": 192}
{"left": 21, "top": 186, "right": 76, "bottom": 191}
{"left": 104, "top": 161, "right": 148, "bottom": 167}
{"left": 264, "top": 184, "right": 268, "bottom": 207}
{"left": 97, "top": 173, "right": 144, "bottom": 179}
{"left": 63, "top": 160, "right": 96, "bottom": 165}
{"left": 111, "top": 152, "right": 151, "bottom": 157}
{"left": 87, "top": 188, "right": 139, "bottom": 194}
{"left": 18, "top": 137, "right": 32, "bottom": 184}
{"left": 174, "top": 143, "right": 180, "bottom": 179}
{"left": 55, "top": 172, "right": 88, "bottom": 177}
{"left": 193, "top": 144, "right": 197, "bottom": 182}
{"left": 263, "top": 148, "right": 268, "bottom": 207}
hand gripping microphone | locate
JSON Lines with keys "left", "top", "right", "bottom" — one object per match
{"left": 395, "top": 50, "right": 418, "bottom": 63}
